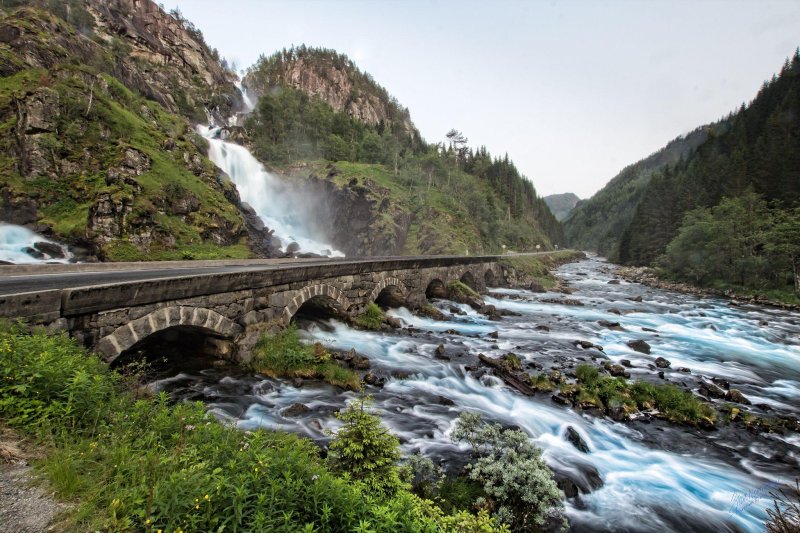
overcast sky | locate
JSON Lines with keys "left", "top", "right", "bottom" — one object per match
{"left": 163, "top": 0, "right": 800, "bottom": 198}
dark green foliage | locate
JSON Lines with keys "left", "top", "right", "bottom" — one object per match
{"left": 355, "top": 302, "right": 386, "bottom": 331}
{"left": 575, "top": 364, "right": 600, "bottom": 386}
{"left": 0, "top": 326, "right": 504, "bottom": 532}
{"left": 619, "top": 51, "right": 800, "bottom": 266}
{"left": 327, "top": 396, "right": 404, "bottom": 496}
{"left": 661, "top": 192, "right": 800, "bottom": 296}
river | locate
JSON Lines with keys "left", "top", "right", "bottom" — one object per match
{"left": 148, "top": 255, "right": 800, "bottom": 532}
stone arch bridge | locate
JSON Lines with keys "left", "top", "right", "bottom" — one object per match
{"left": 1, "top": 255, "right": 517, "bottom": 363}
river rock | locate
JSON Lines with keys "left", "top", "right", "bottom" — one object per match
{"left": 292, "top": 377, "right": 304, "bottom": 388}
{"left": 386, "top": 316, "right": 403, "bottom": 329}
{"left": 606, "top": 364, "right": 630, "bottom": 378}
{"left": 627, "top": 340, "right": 651, "bottom": 354}
{"left": 676, "top": 367, "right": 691, "bottom": 373}
{"left": 712, "top": 377, "right": 730, "bottom": 390}
{"left": 642, "top": 327, "right": 658, "bottom": 333}
{"left": 607, "top": 279, "right": 620, "bottom": 285}
{"left": 487, "top": 331, "right": 499, "bottom": 339}
{"left": 654, "top": 356, "right": 671, "bottom": 368}
{"left": 551, "top": 394, "right": 571, "bottom": 405}
{"left": 534, "top": 325, "right": 550, "bottom": 332}
{"left": 282, "top": 402, "right": 311, "bottom": 417}
{"left": 620, "top": 359, "right": 632, "bottom": 368}
{"left": 529, "top": 280, "right": 546, "bottom": 293}
{"left": 598, "top": 319, "right": 623, "bottom": 331}
{"left": 627, "top": 295, "right": 643, "bottom": 303}
{"left": 437, "top": 396, "right": 455, "bottom": 406}
{"left": 548, "top": 370, "right": 565, "bottom": 384}
{"left": 33, "top": 241, "right": 65, "bottom": 258}
{"left": 22, "top": 246, "right": 45, "bottom": 259}
{"left": 699, "top": 381, "right": 726, "bottom": 399}
{"left": 556, "top": 476, "right": 579, "bottom": 498}
{"left": 565, "top": 426, "right": 590, "bottom": 453}
{"left": 609, "top": 308, "right": 622, "bottom": 315}
{"left": 725, "top": 389, "right": 751, "bottom": 405}
{"left": 434, "top": 344, "right": 447, "bottom": 358}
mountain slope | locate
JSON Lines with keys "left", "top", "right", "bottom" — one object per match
{"left": 563, "top": 126, "right": 711, "bottom": 257}
{"left": 619, "top": 51, "right": 800, "bottom": 265}
{"left": 0, "top": 1, "right": 273, "bottom": 260}
{"left": 242, "top": 46, "right": 563, "bottom": 255}
{"left": 543, "top": 193, "right": 580, "bottom": 221}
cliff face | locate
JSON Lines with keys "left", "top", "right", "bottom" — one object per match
{"left": 85, "top": 0, "right": 240, "bottom": 121}
{"left": 243, "top": 47, "right": 420, "bottom": 144}
{"left": 0, "top": 2, "right": 272, "bottom": 261}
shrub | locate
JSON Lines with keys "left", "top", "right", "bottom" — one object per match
{"left": 575, "top": 363, "right": 600, "bottom": 386}
{"left": 327, "top": 396, "right": 404, "bottom": 496}
{"left": 355, "top": 302, "right": 386, "bottom": 331}
{"left": 451, "top": 412, "right": 567, "bottom": 531}
{"left": 405, "top": 453, "right": 444, "bottom": 500}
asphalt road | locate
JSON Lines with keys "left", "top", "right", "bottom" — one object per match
{"left": 0, "top": 262, "right": 333, "bottom": 296}
{"left": 0, "top": 251, "right": 562, "bottom": 297}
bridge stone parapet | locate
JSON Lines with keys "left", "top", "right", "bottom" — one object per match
{"left": 1, "top": 255, "right": 518, "bottom": 363}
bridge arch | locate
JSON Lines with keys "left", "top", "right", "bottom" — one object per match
{"left": 282, "top": 283, "right": 351, "bottom": 325}
{"left": 96, "top": 306, "right": 242, "bottom": 363}
{"left": 368, "top": 277, "right": 409, "bottom": 307}
{"left": 484, "top": 268, "right": 497, "bottom": 287}
{"left": 460, "top": 271, "right": 478, "bottom": 290}
{"left": 425, "top": 278, "right": 447, "bottom": 299}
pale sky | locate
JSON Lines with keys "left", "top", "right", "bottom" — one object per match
{"left": 163, "top": 0, "right": 800, "bottom": 198}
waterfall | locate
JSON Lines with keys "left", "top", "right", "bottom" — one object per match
{"left": 198, "top": 125, "right": 343, "bottom": 257}
{"left": 0, "top": 223, "right": 72, "bottom": 264}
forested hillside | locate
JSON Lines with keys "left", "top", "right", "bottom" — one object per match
{"left": 563, "top": 126, "right": 711, "bottom": 257}
{"left": 619, "top": 51, "right": 800, "bottom": 267}
{"left": 242, "top": 47, "right": 563, "bottom": 255}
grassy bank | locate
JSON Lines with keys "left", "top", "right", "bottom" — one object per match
{"left": 0, "top": 324, "right": 503, "bottom": 531}
{"left": 251, "top": 325, "right": 361, "bottom": 391}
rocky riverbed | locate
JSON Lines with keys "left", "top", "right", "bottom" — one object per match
{"left": 148, "top": 255, "right": 800, "bottom": 532}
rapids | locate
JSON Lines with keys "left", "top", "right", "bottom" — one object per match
{"left": 0, "top": 223, "right": 72, "bottom": 264}
{"left": 149, "top": 256, "right": 800, "bottom": 532}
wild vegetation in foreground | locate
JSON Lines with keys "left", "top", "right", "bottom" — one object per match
{"left": 0, "top": 324, "right": 581, "bottom": 532}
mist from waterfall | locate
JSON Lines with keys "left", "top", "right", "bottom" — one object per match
{"left": 198, "top": 125, "right": 343, "bottom": 257}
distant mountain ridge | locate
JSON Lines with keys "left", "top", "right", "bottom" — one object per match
{"left": 543, "top": 193, "right": 580, "bottom": 221}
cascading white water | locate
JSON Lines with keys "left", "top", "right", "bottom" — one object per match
{"left": 148, "top": 256, "right": 799, "bottom": 531}
{"left": 198, "top": 125, "right": 343, "bottom": 257}
{"left": 0, "top": 223, "right": 72, "bottom": 264}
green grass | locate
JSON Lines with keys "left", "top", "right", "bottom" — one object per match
{"left": 0, "top": 324, "right": 504, "bottom": 532}
{"left": 251, "top": 325, "right": 361, "bottom": 391}
{"left": 355, "top": 302, "right": 386, "bottom": 331}
{"left": 447, "top": 280, "right": 481, "bottom": 300}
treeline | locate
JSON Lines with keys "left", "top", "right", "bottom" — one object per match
{"left": 661, "top": 192, "right": 800, "bottom": 296}
{"left": 619, "top": 50, "right": 800, "bottom": 267}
